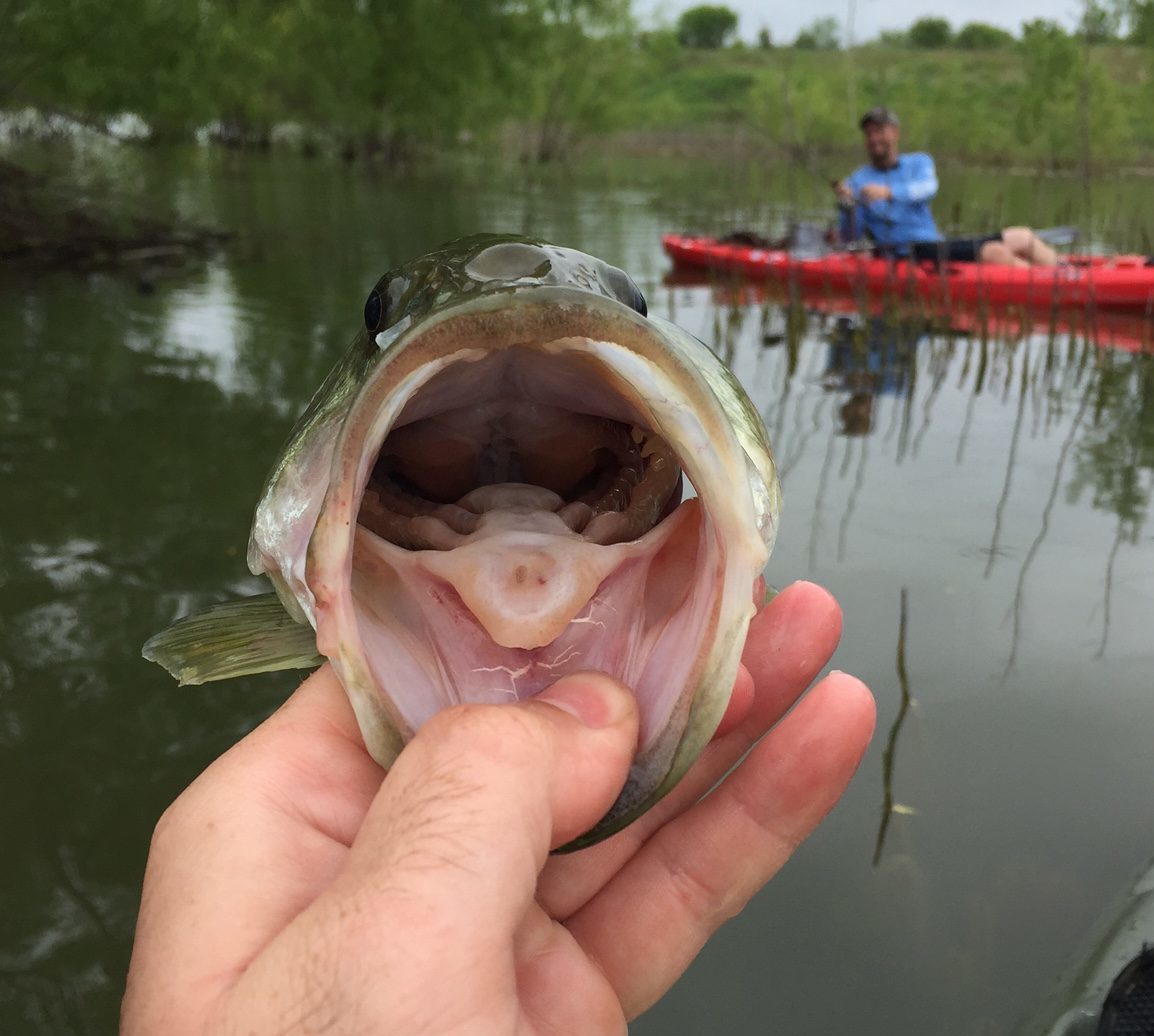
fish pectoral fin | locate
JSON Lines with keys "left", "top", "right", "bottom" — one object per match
{"left": 143, "top": 592, "right": 323, "bottom": 685}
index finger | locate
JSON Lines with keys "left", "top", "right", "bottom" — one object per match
{"left": 538, "top": 581, "right": 844, "bottom": 918}
{"left": 567, "top": 670, "right": 875, "bottom": 1018}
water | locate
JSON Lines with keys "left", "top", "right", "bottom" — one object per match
{"left": 2, "top": 143, "right": 1153, "bottom": 1035}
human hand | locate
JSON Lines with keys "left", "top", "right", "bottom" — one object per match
{"left": 121, "top": 581, "right": 875, "bottom": 1035}
{"left": 833, "top": 180, "right": 855, "bottom": 206}
{"left": 858, "top": 183, "right": 892, "bottom": 204}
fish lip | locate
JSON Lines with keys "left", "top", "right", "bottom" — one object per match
{"left": 373, "top": 284, "right": 651, "bottom": 357}
{"left": 303, "top": 285, "right": 770, "bottom": 845}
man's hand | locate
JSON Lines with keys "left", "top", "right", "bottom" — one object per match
{"left": 122, "top": 581, "right": 875, "bottom": 1035}
{"left": 858, "top": 183, "right": 892, "bottom": 204}
{"left": 833, "top": 180, "right": 856, "bottom": 207}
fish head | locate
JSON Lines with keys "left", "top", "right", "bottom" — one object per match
{"left": 247, "top": 234, "right": 780, "bottom": 847}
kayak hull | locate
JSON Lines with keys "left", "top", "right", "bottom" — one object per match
{"left": 664, "top": 266, "right": 1154, "bottom": 355}
{"left": 662, "top": 234, "right": 1154, "bottom": 311}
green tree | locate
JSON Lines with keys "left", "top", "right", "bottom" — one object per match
{"left": 955, "top": 22, "right": 1016, "bottom": 49}
{"left": 1017, "top": 17, "right": 1128, "bottom": 165}
{"left": 1, "top": 0, "right": 639, "bottom": 157}
{"left": 508, "top": 0, "right": 638, "bottom": 161}
{"left": 1, "top": 0, "right": 206, "bottom": 133}
{"left": 1129, "top": 0, "right": 1154, "bottom": 43}
{"left": 757, "top": 27, "right": 773, "bottom": 49}
{"left": 1079, "top": 0, "right": 1122, "bottom": 41}
{"left": 1019, "top": 18, "right": 1072, "bottom": 47}
{"left": 676, "top": 5, "right": 739, "bottom": 48}
{"left": 794, "top": 17, "right": 840, "bottom": 50}
{"left": 908, "top": 17, "right": 953, "bottom": 48}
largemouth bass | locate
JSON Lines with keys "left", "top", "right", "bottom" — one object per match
{"left": 145, "top": 235, "right": 780, "bottom": 847}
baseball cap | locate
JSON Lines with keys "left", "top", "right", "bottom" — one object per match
{"left": 860, "top": 106, "right": 899, "bottom": 129}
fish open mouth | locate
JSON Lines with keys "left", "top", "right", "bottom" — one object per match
{"left": 288, "top": 287, "right": 772, "bottom": 838}
{"left": 300, "top": 289, "right": 763, "bottom": 810}
{"left": 346, "top": 343, "right": 720, "bottom": 756}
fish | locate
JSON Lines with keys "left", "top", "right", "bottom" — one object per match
{"left": 144, "top": 234, "right": 781, "bottom": 848}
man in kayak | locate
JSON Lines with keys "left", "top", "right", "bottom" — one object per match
{"left": 834, "top": 107, "right": 1058, "bottom": 266}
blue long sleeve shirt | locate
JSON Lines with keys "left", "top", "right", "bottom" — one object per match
{"left": 838, "top": 152, "right": 941, "bottom": 252}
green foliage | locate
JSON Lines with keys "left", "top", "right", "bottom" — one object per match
{"left": 512, "top": 0, "right": 638, "bottom": 161}
{"left": 1014, "top": 17, "right": 1131, "bottom": 166}
{"left": 749, "top": 57, "right": 845, "bottom": 157}
{"left": 908, "top": 17, "right": 953, "bottom": 48}
{"left": 2, "top": 1, "right": 199, "bottom": 132}
{"left": 676, "top": 5, "right": 739, "bottom": 49}
{"left": 1, "top": 0, "right": 635, "bottom": 159}
{"left": 649, "top": 62, "right": 757, "bottom": 124}
{"left": 955, "top": 23, "right": 1016, "bottom": 49}
{"left": 757, "top": 27, "right": 773, "bottom": 50}
{"left": 297, "top": 0, "right": 556, "bottom": 148}
{"left": 638, "top": 28, "right": 683, "bottom": 57}
{"left": 7, "top": 3, "right": 1154, "bottom": 170}
{"left": 1079, "top": 0, "right": 1123, "bottom": 42}
{"left": 794, "top": 17, "right": 840, "bottom": 50}
{"left": 1019, "top": 18, "right": 1070, "bottom": 44}
{"left": 1128, "top": 1, "right": 1154, "bottom": 43}
{"left": 1017, "top": 20, "right": 1082, "bottom": 162}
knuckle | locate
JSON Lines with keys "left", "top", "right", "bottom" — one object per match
{"left": 658, "top": 841, "right": 734, "bottom": 931}
{"left": 418, "top": 701, "right": 553, "bottom": 772}
{"left": 148, "top": 793, "right": 195, "bottom": 854}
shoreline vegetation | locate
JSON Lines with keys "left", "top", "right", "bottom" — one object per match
{"left": 4, "top": 2, "right": 1154, "bottom": 267}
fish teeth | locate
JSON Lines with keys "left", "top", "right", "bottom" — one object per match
{"left": 557, "top": 501, "right": 594, "bottom": 532}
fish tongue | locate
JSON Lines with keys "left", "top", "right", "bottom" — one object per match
{"left": 417, "top": 504, "right": 633, "bottom": 650}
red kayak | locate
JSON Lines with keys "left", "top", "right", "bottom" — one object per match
{"left": 664, "top": 269, "right": 1153, "bottom": 355}
{"left": 662, "top": 233, "right": 1154, "bottom": 311}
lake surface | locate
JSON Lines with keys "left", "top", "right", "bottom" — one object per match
{"left": 2, "top": 142, "right": 1153, "bottom": 1035}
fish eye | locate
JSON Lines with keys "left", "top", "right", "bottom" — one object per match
{"left": 626, "top": 280, "right": 647, "bottom": 317}
{"left": 364, "top": 289, "right": 384, "bottom": 332}
{"left": 604, "top": 268, "right": 647, "bottom": 317}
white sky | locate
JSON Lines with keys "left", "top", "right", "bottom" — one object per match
{"left": 638, "top": 0, "right": 1083, "bottom": 44}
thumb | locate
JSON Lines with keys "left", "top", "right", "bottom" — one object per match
{"left": 210, "top": 675, "right": 638, "bottom": 1033}
{"left": 338, "top": 671, "right": 639, "bottom": 934}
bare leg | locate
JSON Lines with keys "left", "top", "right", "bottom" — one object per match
{"left": 1000, "top": 226, "right": 1058, "bottom": 266}
{"left": 978, "top": 240, "right": 1028, "bottom": 268}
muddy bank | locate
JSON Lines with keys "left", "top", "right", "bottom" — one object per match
{"left": 0, "top": 157, "right": 227, "bottom": 272}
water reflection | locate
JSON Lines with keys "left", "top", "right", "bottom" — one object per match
{"left": 678, "top": 272, "right": 1154, "bottom": 544}
{"left": 874, "top": 587, "right": 917, "bottom": 867}
{"left": 821, "top": 314, "right": 921, "bottom": 437}
{"left": 1002, "top": 374, "right": 1096, "bottom": 679}
{"left": 692, "top": 282, "right": 1154, "bottom": 676}
{"left": 0, "top": 263, "right": 300, "bottom": 1033}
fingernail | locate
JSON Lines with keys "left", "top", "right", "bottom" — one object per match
{"left": 537, "top": 673, "right": 629, "bottom": 729}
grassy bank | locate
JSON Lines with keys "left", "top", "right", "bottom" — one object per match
{"left": 617, "top": 41, "right": 1154, "bottom": 172}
